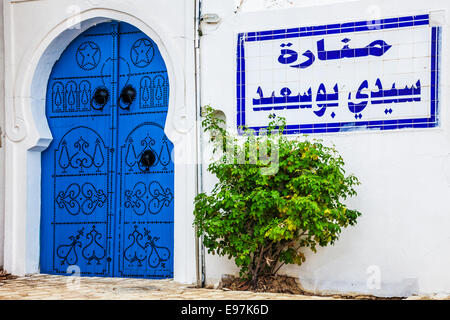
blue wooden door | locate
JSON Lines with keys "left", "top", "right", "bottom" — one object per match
{"left": 41, "top": 21, "right": 174, "bottom": 279}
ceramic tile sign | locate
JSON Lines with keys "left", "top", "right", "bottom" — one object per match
{"left": 236, "top": 14, "right": 440, "bottom": 135}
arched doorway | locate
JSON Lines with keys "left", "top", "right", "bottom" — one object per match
{"left": 40, "top": 21, "right": 174, "bottom": 279}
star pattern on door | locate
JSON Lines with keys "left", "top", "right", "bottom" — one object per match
{"left": 76, "top": 41, "right": 101, "bottom": 70}
{"left": 130, "top": 38, "right": 154, "bottom": 67}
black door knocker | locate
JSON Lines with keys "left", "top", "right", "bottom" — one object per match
{"left": 140, "top": 150, "right": 156, "bottom": 171}
{"left": 118, "top": 85, "right": 137, "bottom": 110}
{"left": 91, "top": 87, "right": 109, "bottom": 110}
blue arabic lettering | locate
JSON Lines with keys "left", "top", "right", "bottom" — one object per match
{"left": 317, "top": 38, "right": 392, "bottom": 60}
{"left": 252, "top": 79, "right": 422, "bottom": 120}
{"left": 277, "top": 43, "right": 298, "bottom": 65}
{"left": 314, "top": 83, "right": 339, "bottom": 117}
{"left": 278, "top": 38, "right": 392, "bottom": 69}
{"left": 252, "top": 87, "right": 313, "bottom": 111}
{"left": 371, "top": 78, "right": 421, "bottom": 104}
{"left": 289, "top": 50, "right": 315, "bottom": 69}
{"left": 348, "top": 80, "right": 369, "bottom": 119}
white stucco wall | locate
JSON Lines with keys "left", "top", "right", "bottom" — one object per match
{"left": 200, "top": 0, "right": 450, "bottom": 296}
{"left": 0, "top": 0, "right": 4, "bottom": 269}
{"left": 1, "top": 0, "right": 449, "bottom": 297}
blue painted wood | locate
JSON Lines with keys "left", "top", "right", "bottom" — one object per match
{"left": 41, "top": 21, "right": 174, "bottom": 279}
{"left": 115, "top": 22, "right": 174, "bottom": 278}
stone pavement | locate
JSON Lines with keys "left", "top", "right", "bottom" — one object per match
{"left": 1, "top": 274, "right": 448, "bottom": 300}
{"left": 0, "top": 274, "right": 335, "bottom": 300}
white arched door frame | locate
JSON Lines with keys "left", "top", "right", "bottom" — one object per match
{"left": 3, "top": 6, "right": 198, "bottom": 284}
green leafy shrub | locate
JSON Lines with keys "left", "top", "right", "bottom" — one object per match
{"left": 194, "top": 106, "right": 362, "bottom": 285}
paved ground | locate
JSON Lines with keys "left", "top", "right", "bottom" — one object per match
{"left": 0, "top": 274, "right": 335, "bottom": 300}
{"left": 0, "top": 274, "right": 448, "bottom": 300}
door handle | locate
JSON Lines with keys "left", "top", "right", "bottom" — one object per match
{"left": 140, "top": 150, "right": 156, "bottom": 171}
{"left": 118, "top": 85, "right": 137, "bottom": 110}
{"left": 91, "top": 87, "right": 109, "bottom": 110}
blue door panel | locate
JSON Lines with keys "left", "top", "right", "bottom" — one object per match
{"left": 41, "top": 21, "right": 174, "bottom": 279}
{"left": 115, "top": 23, "right": 174, "bottom": 278}
{"left": 52, "top": 223, "right": 110, "bottom": 276}
{"left": 120, "top": 223, "right": 173, "bottom": 278}
{"left": 41, "top": 22, "right": 114, "bottom": 276}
